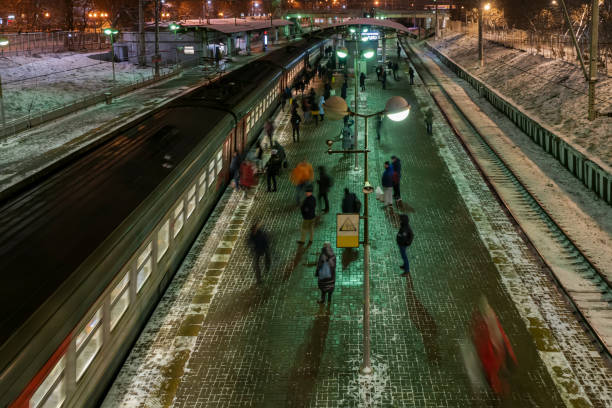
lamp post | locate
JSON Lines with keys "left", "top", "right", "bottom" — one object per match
{"left": 169, "top": 23, "right": 181, "bottom": 65}
{"left": 324, "top": 94, "right": 410, "bottom": 375}
{"left": 337, "top": 30, "right": 374, "bottom": 171}
{"left": 479, "top": 2, "right": 490, "bottom": 67}
{"left": 0, "top": 37, "right": 8, "bottom": 130}
{"left": 104, "top": 28, "right": 119, "bottom": 82}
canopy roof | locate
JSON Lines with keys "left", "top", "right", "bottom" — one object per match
{"left": 324, "top": 17, "right": 411, "bottom": 33}
{"left": 159, "top": 18, "right": 293, "bottom": 34}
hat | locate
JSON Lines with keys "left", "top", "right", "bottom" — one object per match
{"left": 271, "top": 149, "right": 278, "bottom": 154}
{"left": 305, "top": 185, "right": 314, "bottom": 192}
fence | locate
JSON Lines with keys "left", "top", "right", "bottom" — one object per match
{"left": 444, "top": 21, "right": 611, "bottom": 77}
{"left": 0, "top": 31, "right": 108, "bottom": 56}
{"left": 0, "top": 67, "right": 182, "bottom": 139}
{"left": 425, "top": 42, "right": 612, "bottom": 207}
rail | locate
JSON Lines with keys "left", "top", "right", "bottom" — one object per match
{"left": 424, "top": 42, "right": 612, "bottom": 208}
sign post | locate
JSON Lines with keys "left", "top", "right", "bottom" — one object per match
{"left": 336, "top": 213, "right": 360, "bottom": 248}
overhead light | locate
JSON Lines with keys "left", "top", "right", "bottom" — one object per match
{"left": 385, "top": 96, "right": 410, "bottom": 122}
{"left": 362, "top": 49, "right": 374, "bottom": 59}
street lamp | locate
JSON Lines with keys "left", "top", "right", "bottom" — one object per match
{"left": 324, "top": 95, "right": 410, "bottom": 375}
{"left": 337, "top": 34, "right": 375, "bottom": 170}
{"left": 104, "top": 28, "right": 119, "bottom": 82}
{"left": 0, "top": 38, "right": 9, "bottom": 129}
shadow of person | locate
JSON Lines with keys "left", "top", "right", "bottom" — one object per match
{"left": 405, "top": 273, "right": 439, "bottom": 363}
{"left": 280, "top": 244, "right": 308, "bottom": 282}
{"left": 397, "top": 201, "right": 416, "bottom": 213}
{"left": 205, "top": 285, "right": 272, "bottom": 324}
{"left": 285, "top": 307, "right": 331, "bottom": 407}
{"left": 341, "top": 247, "right": 359, "bottom": 269}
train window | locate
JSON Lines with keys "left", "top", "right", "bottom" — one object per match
{"left": 173, "top": 201, "right": 184, "bottom": 238}
{"left": 216, "top": 150, "right": 223, "bottom": 175}
{"left": 110, "top": 272, "right": 130, "bottom": 330}
{"left": 198, "top": 172, "right": 207, "bottom": 201}
{"left": 30, "top": 356, "right": 66, "bottom": 408}
{"left": 207, "top": 161, "right": 215, "bottom": 188}
{"left": 75, "top": 308, "right": 103, "bottom": 381}
{"left": 137, "top": 243, "right": 153, "bottom": 291}
{"left": 187, "top": 185, "right": 196, "bottom": 218}
{"left": 157, "top": 220, "right": 170, "bottom": 262}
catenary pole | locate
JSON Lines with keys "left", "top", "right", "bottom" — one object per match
{"left": 155, "top": 0, "right": 160, "bottom": 77}
{"left": 588, "top": 0, "right": 599, "bottom": 120}
{"left": 478, "top": 1, "right": 483, "bottom": 67}
{"left": 354, "top": 31, "right": 359, "bottom": 170}
{"left": 139, "top": 0, "right": 145, "bottom": 66}
{"left": 361, "top": 113, "right": 371, "bottom": 375}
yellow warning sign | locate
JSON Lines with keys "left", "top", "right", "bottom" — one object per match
{"left": 337, "top": 213, "right": 360, "bottom": 248}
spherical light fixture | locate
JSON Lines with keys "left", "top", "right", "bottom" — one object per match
{"left": 323, "top": 96, "right": 349, "bottom": 120}
{"left": 336, "top": 46, "right": 348, "bottom": 58}
{"left": 362, "top": 49, "right": 375, "bottom": 59}
{"left": 385, "top": 96, "right": 410, "bottom": 122}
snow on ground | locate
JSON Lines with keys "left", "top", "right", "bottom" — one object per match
{"left": 0, "top": 51, "right": 169, "bottom": 121}
{"left": 430, "top": 33, "right": 612, "bottom": 168}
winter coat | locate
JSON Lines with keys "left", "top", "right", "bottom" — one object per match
{"left": 249, "top": 228, "right": 269, "bottom": 255}
{"left": 266, "top": 154, "right": 282, "bottom": 176}
{"left": 291, "top": 111, "right": 301, "bottom": 128}
{"left": 264, "top": 120, "right": 274, "bottom": 136}
{"left": 239, "top": 162, "right": 256, "bottom": 188}
{"left": 359, "top": 73, "right": 366, "bottom": 86}
{"left": 317, "top": 171, "right": 332, "bottom": 194}
{"left": 342, "top": 125, "right": 353, "bottom": 150}
{"left": 315, "top": 246, "right": 336, "bottom": 292}
{"left": 301, "top": 195, "right": 317, "bottom": 220}
{"left": 230, "top": 155, "right": 240, "bottom": 178}
{"left": 392, "top": 158, "right": 402, "bottom": 177}
{"left": 382, "top": 166, "right": 394, "bottom": 188}
{"left": 342, "top": 192, "right": 359, "bottom": 213}
{"left": 318, "top": 96, "right": 325, "bottom": 115}
{"left": 396, "top": 214, "right": 414, "bottom": 247}
{"left": 341, "top": 83, "right": 348, "bottom": 99}
{"left": 273, "top": 142, "right": 286, "bottom": 162}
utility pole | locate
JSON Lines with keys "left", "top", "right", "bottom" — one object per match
{"left": 139, "top": 0, "right": 145, "bottom": 66}
{"left": 155, "top": 0, "right": 160, "bottom": 77}
{"left": 434, "top": 0, "right": 439, "bottom": 39}
{"left": 588, "top": 0, "right": 599, "bottom": 120}
{"left": 353, "top": 32, "right": 360, "bottom": 170}
{"left": 478, "top": 1, "right": 483, "bottom": 67}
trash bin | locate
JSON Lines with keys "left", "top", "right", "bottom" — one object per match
{"left": 104, "top": 92, "right": 113, "bottom": 104}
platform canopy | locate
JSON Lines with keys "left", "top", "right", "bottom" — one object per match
{"left": 158, "top": 18, "right": 293, "bottom": 34}
{"left": 323, "top": 17, "right": 411, "bottom": 33}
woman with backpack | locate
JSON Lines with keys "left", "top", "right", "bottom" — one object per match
{"left": 397, "top": 214, "right": 414, "bottom": 277}
{"left": 315, "top": 243, "right": 336, "bottom": 304}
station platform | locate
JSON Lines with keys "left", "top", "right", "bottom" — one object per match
{"left": 102, "top": 54, "right": 612, "bottom": 407}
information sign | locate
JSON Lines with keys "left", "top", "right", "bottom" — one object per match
{"left": 336, "top": 213, "right": 360, "bottom": 248}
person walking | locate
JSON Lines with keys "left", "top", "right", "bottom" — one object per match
{"left": 264, "top": 118, "right": 274, "bottom": 147}
{"left": 318, "top": 95, "right": 325, "bottom": 122}
{"left": 315, "top": 242, "right": 336, "bottom": 304}
{"left": 291, "top": 160, "right": 314, "bottom": 205}
{"left": 392, "top": 61, "right": 399, "bottom": 80}
{"left": 291, "top": 109, "right": 302, "bottom": 142}
{"left": 273, "top": 141, "right": 287, "bottom": 170}
{"left": 229, "top": 151, "right": 241, "bottom": 192}
{"left": 341, "top": 188, "right": 361, "bottom": 214}
{"left": 316, "top": 166, "right": 332, "bottom": 213}
{"left": 359, "top": 72, "right": 366, "bottom": 92}
{"left": 298, "top": 185, "right": 316, "bottom": 244}
{"left": 265, "top": 150, "right": 282, "bottom": 192}
{"left": 376, "top": 113, "right": 383, "bottom": 141}
{"left": 397, "top": 42, "right": 401, "bottom": 59}
{"left": 376, "top": 64, "right": 382, "bottom": 81}
{"left": 381, "top": 69, "right": 387, "bottom": 90}
{"left": 381, "top": 161, "right": 394, "bottom": 207}
{"left": 341, "top": 118, "right": 354, "bottom": 153}
{"left": 396, "top": 214, "right": 414, "bottom": 277}
{"left": 391, "top": 155, "right": 402, "bottom": 202}
{"left": 425, "top": 108, "right": 433, "bottom": 135}
{"left": 408, "top": 66, "right": 415, "bottom": 85}
{"left": 341, "top": 80, "right": 348, "bottom": 100}
{"left": 249, "top": 221, "right": 271, "bottom": 284}
{"left": 239, "top": 159, "right": 256, "bottom": 198}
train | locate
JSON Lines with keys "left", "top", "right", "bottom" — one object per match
{"left": 0, "top": 34, "right": 327, "bottom": 408}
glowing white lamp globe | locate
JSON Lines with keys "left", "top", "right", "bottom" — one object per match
{"left": 336, "top": 47, "right": 349, "bottom": 58}
{"left": 323, "top": 96, "right": 349, "bottom": 120}
{"left": 362, "top": 49, "right": 375, "bottom": 59}
{"left": 385, "top": 96, "right": 410, "bottom": 122}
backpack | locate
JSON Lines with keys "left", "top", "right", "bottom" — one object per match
{"left": 318, "top": 260, "right": 332, "bottom": 280}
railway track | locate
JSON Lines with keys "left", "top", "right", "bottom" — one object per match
{"left": 400, "top": 37, "right": 612, "bottom": 358}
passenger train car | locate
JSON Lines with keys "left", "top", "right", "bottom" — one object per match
{"left": 0, "top": 36, "right": 326, "bottom": 408}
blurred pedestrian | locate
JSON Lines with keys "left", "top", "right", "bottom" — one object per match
{"left": 315, "top": 242, "right": 336, "bottom": 304}
{"left": 273, "top": 141, "right": 287, "bottom": 169}
{"left": 396, "top": 214, "right": 414, "bottom": 276}
{"left": 317, "top": 166, "right": 332, "bottom": 213}
{"left": 318, "top": 95, "right": 325, "bottom": 122}
{"left": 408, "top": 66, "right": 415, "bottom": 85}
{"left": 382, "top": 70, "right": 387, "bottom": 90}
{"left": 381, "top": 161, "right": 394, "bottom": 207}
{"left": 264, "top": 118, "right": 274, "bottom": 147}
{"left": 341, "top": 80, "right": 348, "bottom": 100}
{"left": 281, "top": 91, "right": 288, "bottom": 111}
{"left": 341, "top": 118, "right": 354, "bottom": 152}
{"left": 359, "top": 72, "right": 366, "bottom": 92}
{"left": 425, "top": 108, "right": 433, "bottom": 134}
{"left": 397, "top": 42, "right": 401, "bottom": 59}
{"left": 229, "top": 151, "right": 241, "bottom": 192}
{"left": 376, "top": 113, "right": 383, "bottom": 141}
{"left": 291, "top": 109, "right": 302, "bottom": 142}
{"left": 392, "top": 61, "right": 399, "bottom": 80}
{"left": 290, "top": 160, "right": 314, "bottom": 205}
{"left": 341, "top": 188, "right": 361, "bottom": 214}
{"left": 376, "top": 65, "right": 382, "bottom": 81}
{"left": 239, "top": 159, "right": 256, "bottom": 198}
{"left": 265, "top": 150, "right": 282, "bottom": 192}
{"left": 391, "top": 155, "right": 402, "bottom": 202}
{"left": 249, "top": 221, "right": 270, "bottom": 284}
{"left": 298, "top": 185, "right": 316, "bottom": 244}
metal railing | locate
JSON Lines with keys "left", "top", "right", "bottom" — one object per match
{"left": 0, "top": 31, "right": 108, "bottom": 56}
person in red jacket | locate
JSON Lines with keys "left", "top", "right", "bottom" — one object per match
{"left": 239, "top": 160, "right": 256, "bottom": 198}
